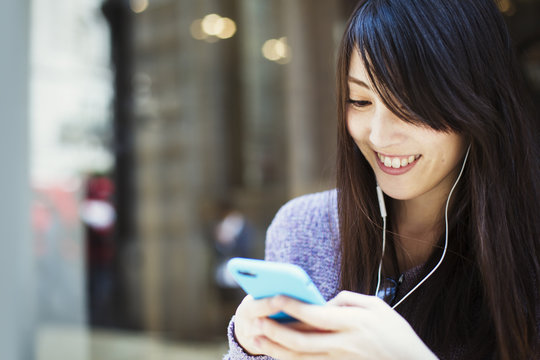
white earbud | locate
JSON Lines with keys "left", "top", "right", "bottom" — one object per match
{"left": 376, "top": 185, "right": 387, "bottom": 218}
{"left": 375, "top": 184, "right": 387, "bottom": 298}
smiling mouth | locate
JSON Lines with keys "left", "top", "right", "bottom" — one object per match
{"left": 376, "top": 152, "right": 421, "bottom": 169}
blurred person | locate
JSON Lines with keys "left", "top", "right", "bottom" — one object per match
{"left": 214, "top": 201, "right": 255, "bottom": 290}
{"left": 82, "top": 174, "right": 116, "bottom": 326}
{"left": 225, "top": 0, "right": 540, "bottom": 359}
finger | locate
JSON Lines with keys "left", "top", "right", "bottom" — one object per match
{"left": 272, "top": 296, "right": 352, "bottom": 331}
{"left": 255, "top": 334, "right": 329, "bottom": 360}
{"left": 285, "top": 321, "right": 328, "bottom": 333}
{"left": 259, "top": 317, "right": 336, "bottom": 354}
{"left": 237, "top": 295, "right": 285, "bottom": 319}
{"left": 327, "top": 290, "right": 384, "bottom": 308}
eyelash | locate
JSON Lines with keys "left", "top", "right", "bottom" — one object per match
{"left": 346, "top": 99, "right": 371, "bottom": 108}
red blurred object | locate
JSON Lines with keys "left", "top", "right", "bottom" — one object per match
{"left": 84, "top": 175, "right": 116, "bottom": 263}
{"left": 86, "top": 176, "right": 115, "bottom": 201}
{"left": 82, "top": 176, "right": 116, "bottom": 235}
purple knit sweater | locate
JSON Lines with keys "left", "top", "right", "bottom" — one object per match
{"left": 223, "top": 189, "right": 539, "bottom": 359}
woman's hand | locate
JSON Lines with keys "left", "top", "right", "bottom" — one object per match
{"left": 233, "top": 294, "right": 290, "bottom": 356}
{"left": 248, "top": 291, "right": 438, "bottom": 360}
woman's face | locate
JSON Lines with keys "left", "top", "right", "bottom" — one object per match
{"left": 347, "top": 50, "right": 466, "bottom": 202}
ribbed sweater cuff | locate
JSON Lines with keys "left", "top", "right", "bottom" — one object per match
{"left": 223, "top": 316, "right": 273, "bottom": 360}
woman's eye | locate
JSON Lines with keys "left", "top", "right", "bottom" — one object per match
{"left": 347, "top": 99, "right": 371, "bottom": 108}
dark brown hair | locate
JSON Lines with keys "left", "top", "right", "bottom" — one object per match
{"left": 336, "top": 0, "right": 539, "bottom": 358}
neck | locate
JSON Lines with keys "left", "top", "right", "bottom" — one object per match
{"left": 384, "top": 146, "right": 469, "bottom": 273}
{"left": 392, "top": 190, "right": 447, "bottom": 272}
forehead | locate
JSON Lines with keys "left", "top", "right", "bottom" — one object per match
{"left": 348, "top": 50, "right": 372, "bottom": 86}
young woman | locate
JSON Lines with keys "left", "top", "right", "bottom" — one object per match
{"left": 225, "top": 0, "right": 540, "bottom": 359}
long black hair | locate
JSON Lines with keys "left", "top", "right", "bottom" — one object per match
{"left": 336, "top": 0, "right": 539, "bottom": 358}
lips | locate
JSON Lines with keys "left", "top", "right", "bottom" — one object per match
{"left": 375, "top": 152, "right": 421, "bottom": 175}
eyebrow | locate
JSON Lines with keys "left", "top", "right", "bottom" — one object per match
{"left": 348, "top": 75, "right": 371, "bottom": 90}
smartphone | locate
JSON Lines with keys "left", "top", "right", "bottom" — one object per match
{"left": 226, "top": 257, "right": 326, "bottom": 322}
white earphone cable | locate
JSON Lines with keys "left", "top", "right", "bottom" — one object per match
{"left": 390, "top": 145, "right": 471, "bottom": 309}
{"left": 374, "top": 215, "right": 386, "bottom": 296}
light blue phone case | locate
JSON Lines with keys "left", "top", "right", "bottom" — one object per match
{"left": 227, "top": 257, "right": 326, "bottom": 322}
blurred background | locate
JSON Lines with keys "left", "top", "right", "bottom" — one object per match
{"left": 1, "top": 0, "right": 538, "bottom": 359}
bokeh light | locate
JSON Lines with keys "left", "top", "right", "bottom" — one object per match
{"left": 191, "top": 14, "right": 237, "bottom": 42}
{"left": 202, "top": 14, "right": 224, "bottom": 36}
{"left": 130, "top": 0, "right": 149, "bottom": 14}
{"left": 497, "top": 0, "right": 516, "bottom": 16}
{"left": 217, "top": 18, "right": 237, "bottom": 39}
{"left": 262, "top": 37, "right": 291, "bottom": 64}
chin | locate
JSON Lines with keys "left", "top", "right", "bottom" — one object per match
{"left": 381, "top": 190, "right": 411, "bottom": 201}
{"left": 377, "top": 181, "right": 417, "bottom": 201}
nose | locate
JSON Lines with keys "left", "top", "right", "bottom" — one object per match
{"left": 368, "top": 105, "right": 404, "bottom": 148}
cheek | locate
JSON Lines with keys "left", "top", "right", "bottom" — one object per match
{"left": 427, "top": 133, "right": 466, "bottom": 169}
{"left": 347, "top": 118, "right": 372, "bottom": 161}
{"left": 346, "top": 113, "right": 367, "bottom": 142}
{"left": 440, "top": 134, "right": 466, "bottom": 159}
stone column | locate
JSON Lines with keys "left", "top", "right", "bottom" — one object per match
{"left": 0, "top": 0, "right": 35, "bottom": 358}
{"left": 283, "top": 0, "right": 339, "bottom": 197}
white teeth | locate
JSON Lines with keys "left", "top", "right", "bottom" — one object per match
{"left": 378, "top": 153, "right": 420, "bottom": 169}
